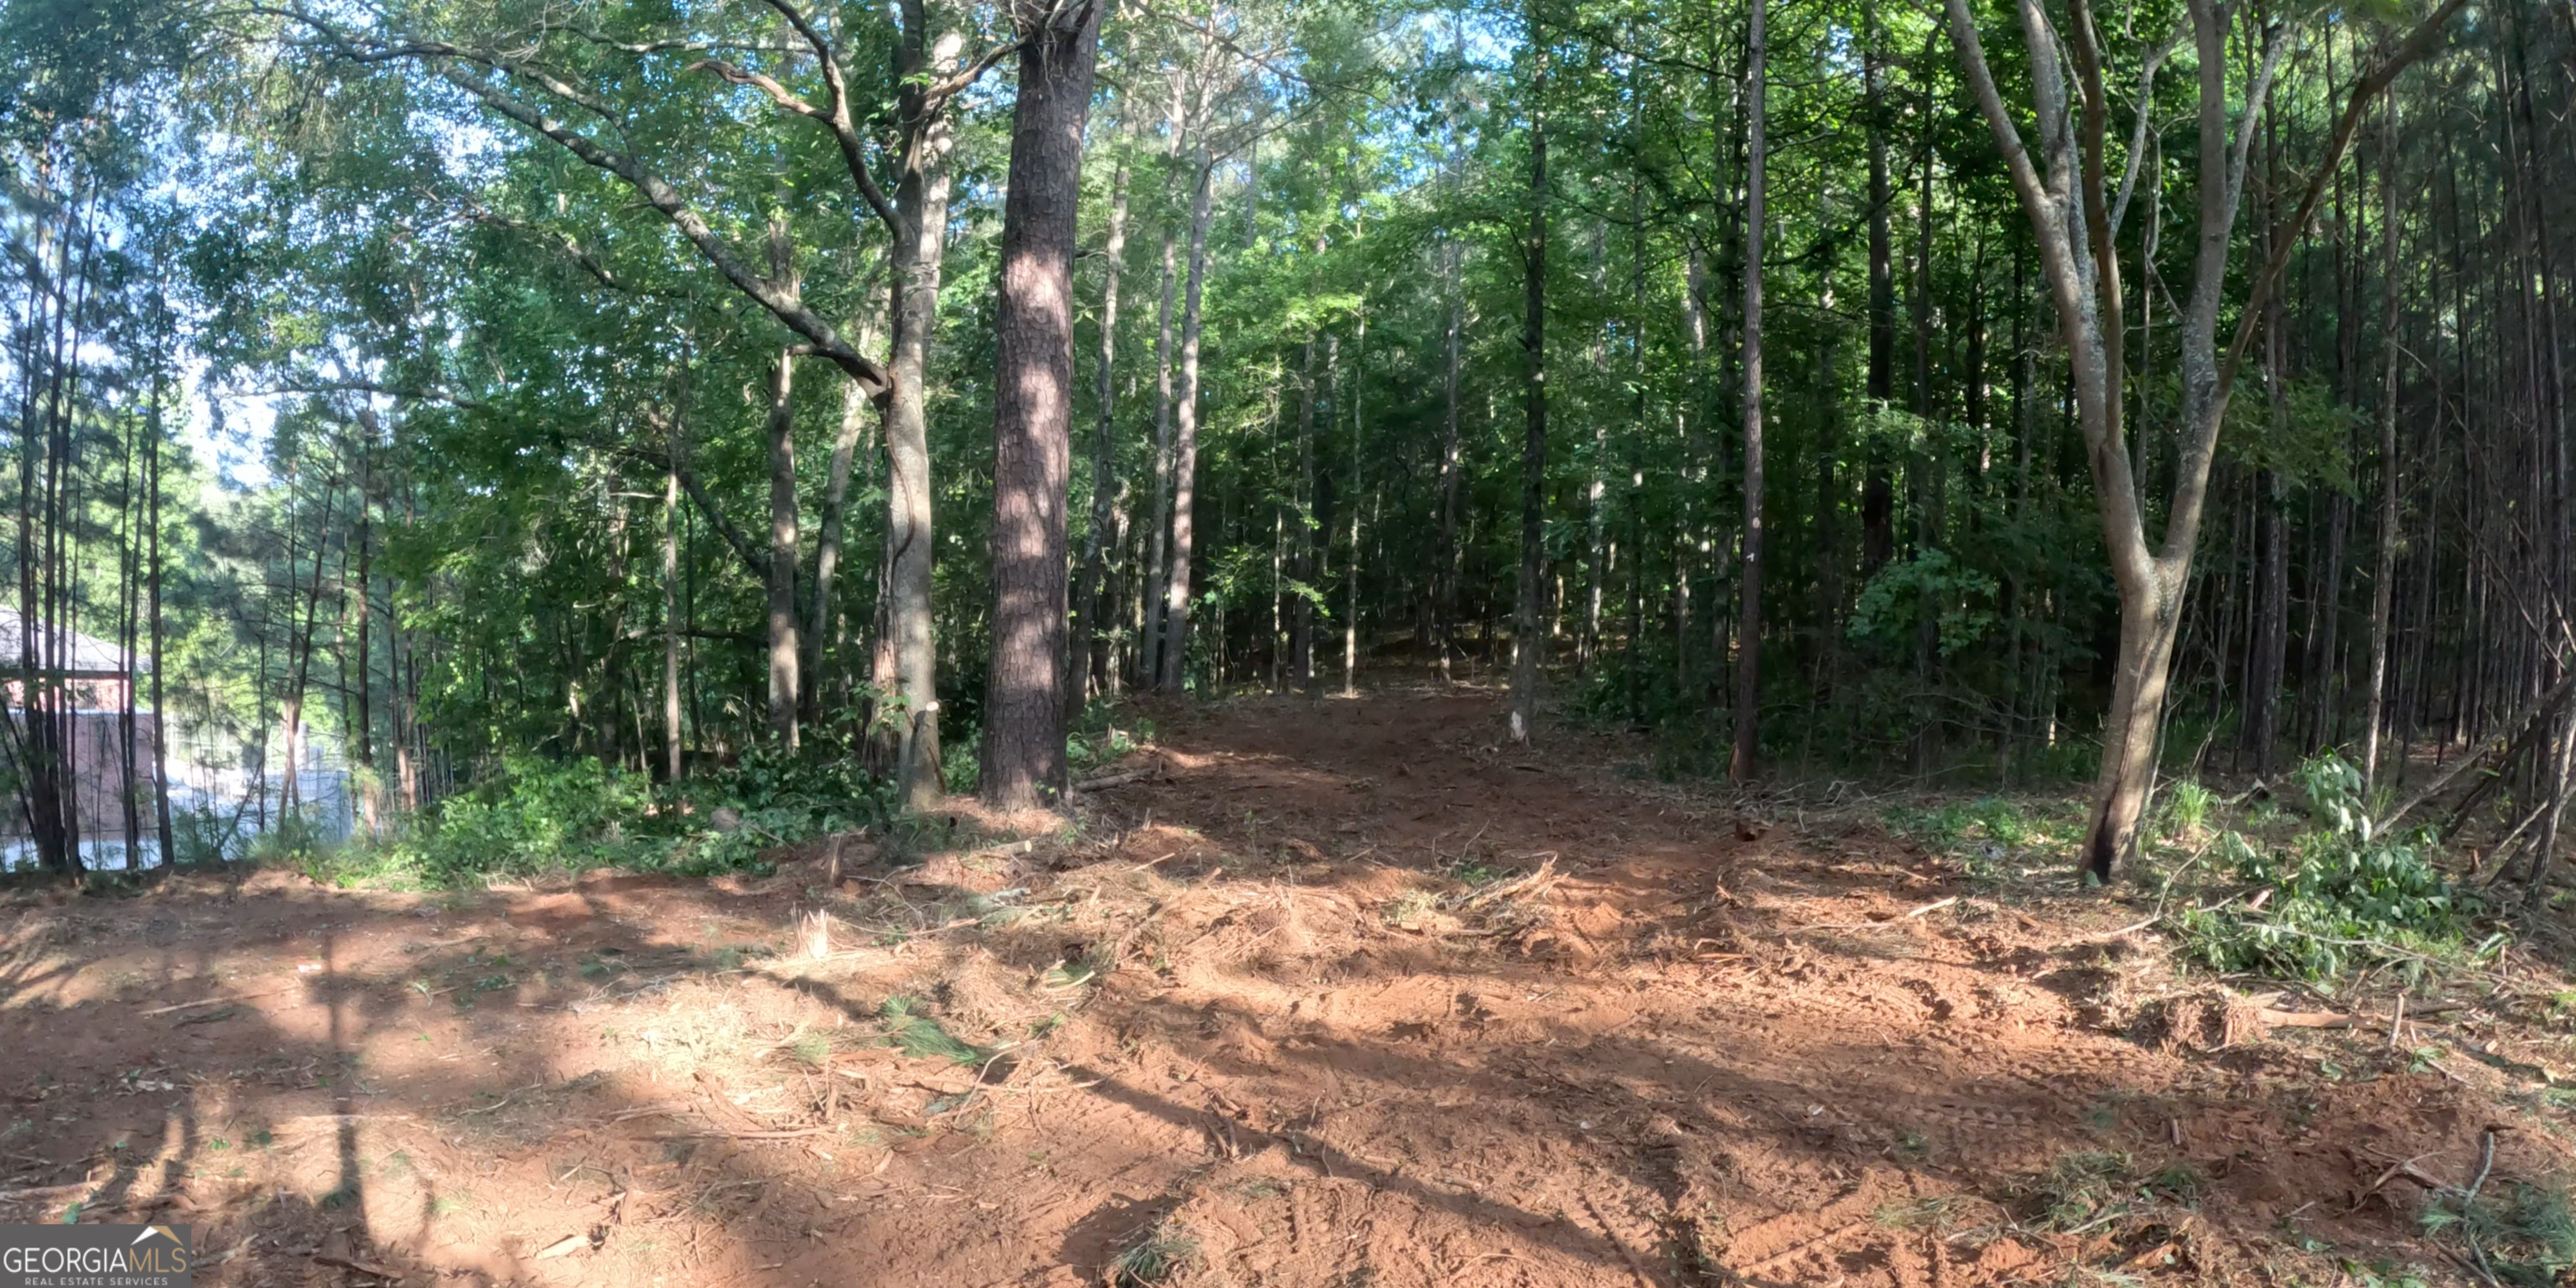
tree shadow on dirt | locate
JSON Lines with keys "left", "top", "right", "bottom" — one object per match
{"left": 0, "top": 688, "right": 2516, "bottom": 1288}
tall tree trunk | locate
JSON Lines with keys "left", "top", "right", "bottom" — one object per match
{"left": 1070, "top": 127, "right": 1131, "bottom": 719}
{"left": 2247, "top": 467, "right": 2288, "bottom": 773}
{"left": 1344, "top": 309, "right": 1365, "bottom": 696}
{"left": 1733, "top": 0, "right": 1767, "bottom": 782}
{"left": 1862, "top": 1, "right": 1896, "bottom": 577}
{"left": 1944, "top": 0, "right": 2459, "bottom": 880}
{"left": 1436, "top": 236, "right": 1464, "bottom": 682}
{"left": 875, "top": 70, "right": 957, "bottom": 807}
{"left": 1141, "top": 198, "right": 1178, "bottom": 689}
{"left": 2245, "top": 121, "right": 2290, "bottom": 776}
{"left": 763, "top": 351, "right": 801, "bottom": 749}
{"left": 351, "top": 422, "right": 374, "bottom": 832}
{"left": 1292, "top": 333, "right": 1318, "bottom": 690}
{"left": 116, "top": 382, "right": 140, "bottom": 860}
{"left": 2366, "top": 96, "right": 2402, "bottom": 787}
{"left": 979, "top": 0, "right": 1104, "bottom": 808}
{"left": 1509, "top": 28, "right": 1549, "bottom": 745}
{"left": 805, "top": 368, "right": 871, "bottom": 726}
{"left": 148, "top": 376, "right": 171, "bottom": 864}
{"left": 1159, "top": 157, "right": 1214, "bottom": 692}
{"left": 664, "top": 439, "right": 683, "bottom": 783}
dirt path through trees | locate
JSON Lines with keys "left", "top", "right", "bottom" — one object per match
{"left": 1, "top": 685, "right": 2557, "bottom": 1286}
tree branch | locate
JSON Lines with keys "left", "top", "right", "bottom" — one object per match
{"left": 264, "top": 5, "right": 894, "bottom": 394}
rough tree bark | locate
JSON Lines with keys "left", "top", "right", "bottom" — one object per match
{"left": 1436, "top": 226, "right": 1465, "bottom": 682}
{"left": 1733, "top": 0, "right": 1766, "bottom": 782}
{"left": 1344, "top": 310, "right": 1364, "bottom": 696}
{"left": 1140, "top": 231, "right": 1176, "bottom": 689}
{"left": 979, "top": 0, "right": 1104, "bottom": 809}
{"left": 148, "top": 377, "right": 172, "bottom": 862}
{"left": 1292, "top": 331, "right": 1319, "bottom": 690}
{"left": 871, "top": 0, "right": 964, "bottom": 808}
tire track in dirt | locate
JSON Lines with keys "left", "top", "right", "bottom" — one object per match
{"left": 1057, "top": 687, "right": 2551, "bottom": 1286}
{"left": 6, "top": 685, "right": 2559, "bottom": 1288}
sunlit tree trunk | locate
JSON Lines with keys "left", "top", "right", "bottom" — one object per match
{"left": 979, "top": 0, "right": 1104, "bottom": 808}
{"left": 1159, "top": 157, "right": 1213, "bottom": 693}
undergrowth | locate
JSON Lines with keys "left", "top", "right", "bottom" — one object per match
{"left": 2173, "top": 755, "right": 2489, "bottom": 981}
{"left": 2422, "top": 1177, "right": 2576, "bottom": 1286}
{"left": 1109, "top": 1219, "right": 1198, "bottom": 1286}
{"left": 1882, "top": 796, "right": 2082, "bottom": 877}
{"left": 293, "top": 745, "right": 892, "bottom": 888}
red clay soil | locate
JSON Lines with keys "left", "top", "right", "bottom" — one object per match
{"left": 1, "top": 683, "right": 2565, "bottom": 1287}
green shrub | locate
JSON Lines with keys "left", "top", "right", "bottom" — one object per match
{"left": 1067, "top": 698, "right": 1151, "bottom": 775}
{"left": 317, "top": 745, "right": 891, "bottom": 888}
{"left": 406, "top": 753, "right": 657, "bottom": 881}
{"left": 2176, "top": 754, "right": 2478, "bottom": 979}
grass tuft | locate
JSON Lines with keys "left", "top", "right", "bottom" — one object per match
{"left": 880, "top": 995, "right": 989, "bottom": 1067}
{"left": 1109, "top": 1219, "right": 1197, "bottom": 1286}
{"left": 2023, "top": 1150, "right": 2137, "bottom": 1233}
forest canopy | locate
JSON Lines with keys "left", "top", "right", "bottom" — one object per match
{"left": 0, "top": 0, "right": 2553, "bottom": 886}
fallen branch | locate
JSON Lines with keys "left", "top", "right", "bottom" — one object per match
{"left": 2254, "top": 1000, "right": 2464, "bottom": 1031}
{"left": 1459, "top": 855, "right": 1561, "bottom": 910}
{"left": 2381, "top": 670, "right": 2576, "bottom": 835}
{"left": 0, "top": 1182, "right": 91, "bottom": 1203}
{"left": 2056, "top": 915, "right": 2162, "bottom": 946}
{"left": 645, "top": 1126, "right": 835, "bottom": 1140}
{"left": 1073, "top": 767, "right": 1156, "bottom": 790}
{"left": 314, "top": 1254, "right": 406, "bottom": 1279}
{"left": 141, "top": 992, "right": 283, "bottom": 1016}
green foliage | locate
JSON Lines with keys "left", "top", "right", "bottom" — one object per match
{"left": 1849, "top": 548, "right": 2002, "bottom": 658}
{"left": 404, "top": 754, "right": 655, "bottom": 880}
{"left": 672, "top": 743, "right": 888, "bottom": 875}
{"left": 2422, "top": 1179, "right": 2576, "bottom": 1286}
{"left": 878, "top": 996, "right": 989, "bottom": 1067}
{"left": 2020, "top": 1150, "right": 2138, "bottom": 1231}
{"left": 1067, "top": 699, "right": 1152, "bottom": 775}
{"left": 1885, "top": 797, "right": 2042, "bottom": 853}
{"left": 2218, "top": 375, "right": 2362, "bottom": 492}
{"left": 2176, "top": 755, "right": 2479, "bottom": 979}
{"left": 299, "top": 744, "right": 888, "bottom": 888}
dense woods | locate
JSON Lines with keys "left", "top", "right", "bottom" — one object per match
{"left": 8, "top": 0, "right": 2576, "bottom": 886}
{"left": 37, "top": 0, "right": 2576, "bottom": 1279}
